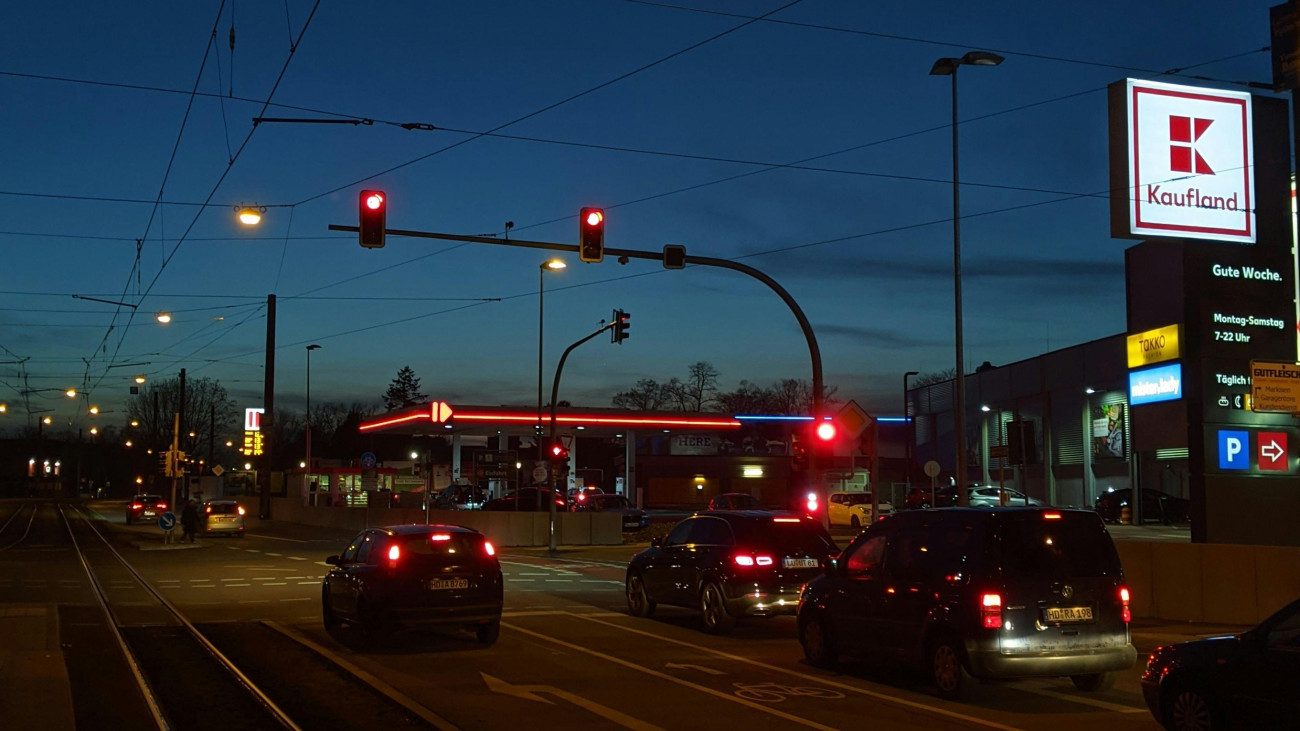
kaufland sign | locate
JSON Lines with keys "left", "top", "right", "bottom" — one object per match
{"left": 1109, "top": 79, "right": 1254, "bottom": 244}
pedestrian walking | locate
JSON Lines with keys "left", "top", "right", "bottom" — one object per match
{"left": 181, "top": 499, "right": 200, "bottom": 543}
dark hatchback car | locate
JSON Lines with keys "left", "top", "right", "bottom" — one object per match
{"left": 1141, "top": 597, "right": 1300, "bottom": 730}
{"left": 125, "top": 494, "right": 167, "bottom": 524}
{"left": 481, "top": 487, "right": 566, "bottom": 512}
{"left": 1094, "top": 488, "right": 1190, "bottom": 525}
{"left": 322, "top": 524, "right": 503, "bottom": 645}
{"left": 707, "top": 493, "right": 765, "bottom": 511}
{"left": 904, "top": 485, "right": 959, "bottom": 510}
{"left": 570, "top": 493, "right": 649, "bottom": 532}
{"left": 625, "top": 511, "right": 838, "bottom": 635}
{"left": 797, "top": 508, "right": 1136, "bottom": 700}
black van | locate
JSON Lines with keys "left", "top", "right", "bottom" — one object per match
{"left": 797, "top": 507, "right": 1136, "bottom": 699}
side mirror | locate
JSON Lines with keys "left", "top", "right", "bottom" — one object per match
{"left": 325, "top": 555, "right": 340, "bottom": 566}
{"left": 651, "top": 536, "right": 663, "bottom": 548}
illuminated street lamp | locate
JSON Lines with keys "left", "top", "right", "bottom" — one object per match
{"left": 538, "top": 258, "right": 567, "bottom": 449}
{"left": 156, "top": 312, "right": 172, "bottom": 324}
{"left": 125, "top": 440, "right": 133, "bottom": 448}
{"left": 42, "top": 416, "right": 52, "bottom": 426}
{"left": 134, "top": 375, "right": 146, "bottom": 384}
{"left": 236, "top": 205, "right": 266, "bottom": 226}
{"left": 930, "top": 50, "right": 1004, "bottom": 506}
{"left": 0, "top": 403, "right": 6, "bottom": 413}
{"left": 89, "top": 427, "right": 98, "bottom": 436}
{"left": 130, "top": 420, "right": 139, "bottom": 427}
{"left": 89, "top": 405, "right": 99, "bottom": 415}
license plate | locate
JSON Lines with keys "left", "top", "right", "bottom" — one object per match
{"left": 143, "top": 511, "right": 156, "bottom": 517}
{"left": 428, "top": 578, "right": 469, "bottom": 591}
{"left": 1045, "top": 606, "right": 1093, "bottom": 623}
{"left": 782, "top": 557, "right": 819, "bottom": 569}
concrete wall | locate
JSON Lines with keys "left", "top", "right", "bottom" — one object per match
{"left": 270, "top": 499, "right": 623, "bottom": 547}
{"left": 1116, "top": 541, "right": 1300, "bottom": 625}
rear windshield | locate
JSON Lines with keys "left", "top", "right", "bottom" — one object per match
{"left": 997, "top": 513, "right": 1122, "bottom": 579}
{"left": 732, "top": 519, "right": 838, "bottom": 557}
{"left": 206, "top": 503, "right": 240, "bottom": 515}
{"left": 388, "top": 532, "right": 487, "bottom": 562}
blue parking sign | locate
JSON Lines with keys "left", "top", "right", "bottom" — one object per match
{"left": 1218, "top": 430, "right": 1250, "bottom": 470}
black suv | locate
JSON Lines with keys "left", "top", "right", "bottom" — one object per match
{"left": 797, "top": 508, "right": 1136, "bottom": 699}
{"left": 625, "top": 511, "right": 838, "bottom": 634}
{"left": 322, "top": 524, "right": 503, "bottom": 645}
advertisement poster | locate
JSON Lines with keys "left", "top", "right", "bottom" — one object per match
{"left": 1092, "top": 404, "right": 1127, "bottom": 460}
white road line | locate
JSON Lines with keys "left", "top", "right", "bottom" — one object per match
{"left": 244, "top": 549, "right": 260, "bottom": 553}
{"left": 221, "top": 578, "right": 243, "bottom": 582}
{"left": 192, "top": 585, "right": 216, "bottom": 589}
{"left": 251, "top": 577, "right": 276, "bottom": 581}
{"left": 226, "top": 546, "right": 242, "bottom": 550}
{"left": 226, "top": 583, "right": 251, "bottom": 587}
{"left": 1014, "top": 681, "right": 1146, "bottom": 713}
{"left": 506, "top": 579, "right": 536, "bottom": 582}
{"left": 544, "top": 579, "right": 574, "bottom": 583}
{"left": 502, "top": 622, "right": 837, "bottom": 731}
{"left": 570, "top": 614, "right": 1026, "bottom": 731}
{"left": 265, "top": 552, "right": 282, "bottom": 557}
{"left": 280, "top": 597, "right": 310, "bottom": 602}
{"left": 246, "top": 534, "right": 310, "bottom": 543}
{"left": 264, "top": 583, "right": 287, "bottom": 586}
{"left": 287, "top": 557, "right": 307, "bottom": 561}
{"left": 298, "top": 581, "right": 318, "bottom": 585}
{"left": 285, "top": 577, "right": 307, "bottom": 580}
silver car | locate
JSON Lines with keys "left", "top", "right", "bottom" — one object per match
{"left": 968, "top": 486, "right": 1042, "bottom": 508}
{"left": 202, "top": 500, "right": 247, "bottom": 537}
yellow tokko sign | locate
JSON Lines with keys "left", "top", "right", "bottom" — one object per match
{"left": 1127, "top": 324, "right": 1181, "bottom": 368}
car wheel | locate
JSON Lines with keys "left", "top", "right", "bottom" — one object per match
{"left": 700, "top": 582, "right": 735, "bottom": 635}
{"left": 928, "top": 634, "right": 972, "bottom": 701}
{"left": 850, "top": 515, "right": 861, "bottom": 529}
{"left": 626, "top": 572, "right": 656, "bottom": 618}
{"left": 475, "top": 619, "right": 500, "bottom": 646}
{"left": 1070, "top": 671, "right": 1117, "bottom": 692}
{"left": 800, "top": 615, "right": 837, "bottom": 669}
{"left": 1164, "top": 681, "right": 1217, "bottom": 731}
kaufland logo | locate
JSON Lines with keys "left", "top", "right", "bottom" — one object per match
{"left": 1125, "top": 79, "right": 1254, "bottom": 244}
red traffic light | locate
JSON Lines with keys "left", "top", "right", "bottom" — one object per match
{"left": 579, "top": 207, "right": 605, "bottom": 263}
{"left": 359, "top": 189, "right": 387, "bottom": 249}
{"left": 815, "top": 421, "right": 837, "bottom": 441}
{"left": 584, "top": 209, "right": 603, "bottom": 227}
{"left": 364, "top": 192, "right": 385, "bottom": 211}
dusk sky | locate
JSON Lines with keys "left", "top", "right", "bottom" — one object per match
{"left": 0, "top": 1, "right": 1282, "bottom": 431}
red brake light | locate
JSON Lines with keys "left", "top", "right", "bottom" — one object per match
{"left": 755, "top": 555, "right": 774, "bottom": 566}
{"left": 387, "top": 544, "right": 401, "bottom": 561}
{"left": 205, "top": 506, "right": 212, "bottom": 514}
{"left": 734, "top": 555, "right": 755, "bottom": 567}
{"left": 483, "top": 540, "right": 496, "bottom": 557}
{"left": 131, "top": 503, "right": 142, "bottom": 510}
{"left": 236, "top": 506, "right": 246, "bottom": 516}
{"left": 430, "top": 533, "right": 451, "bottom": 542}
{"left": 156, "top": 503, "right": 167, "bottom": 510}
{"left": 1043, "top": 512, "right": 1062, "bottom": 520}
{"left": 772, "top": 517, "right": 800, "bottom": 523}
{"left": 981, "top": 592, "right": 1003, "bottom": 629}
{"left": 1120, "top": 585, "right": 1132, "bottom": 623}
{"left": 577, "top": 493, "right": 586, "bottom": 502}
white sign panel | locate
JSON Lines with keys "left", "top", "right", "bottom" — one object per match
{"left": 244, "top": 407, "right": 265, "bottom": 432}
{"left": 1121, "top": 79, "right": 1254, "bottom": 243}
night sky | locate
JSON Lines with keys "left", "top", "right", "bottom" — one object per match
{"left": 0, "top": 0, "right": 1282, "bottom": 432}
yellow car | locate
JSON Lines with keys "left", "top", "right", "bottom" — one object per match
{"left": 201, "top": 500, "right": 246, "bottom": 537}
{"left": 827, "top": 491, "right": 893, "bottom": 528}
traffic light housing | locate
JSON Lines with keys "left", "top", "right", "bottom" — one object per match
{"left": 359, "top": 190, "right": 387, "bottom": 249}
{"left": 579, "top": 207, "right": 604, "bottom": 263}
{"left": 611, "top": 309, "right": 631, "bottom": 344}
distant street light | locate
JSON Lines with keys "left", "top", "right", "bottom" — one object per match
{"left": 236, "top": 206, "right": 266, "bottom": 226}
{"left": 156, "top": 312, "right": 172, "bottom": 324}
{"left": 538, "top": 258, "right": 566, "bottom": 462}
{"left": 134, "top": 375, "right": 146, "bottom": 384}
{"left": 930, "top": 50, "right": 1004, "bottom": 505}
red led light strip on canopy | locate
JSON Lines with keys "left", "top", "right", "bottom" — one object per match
{"left": 359, "top": 408, "right": 741, "bottom": 432}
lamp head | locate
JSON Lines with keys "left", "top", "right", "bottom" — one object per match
{"left": 543, "top": 259, "right": 567, "bottom": 271}
{"left": 929, "top": 57, "right": 960, "bottom": 76}
{"left": 960, "top": 51, "right": 1004, "bottom": 67}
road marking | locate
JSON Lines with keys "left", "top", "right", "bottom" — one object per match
{"left": 298, "top": 581, "right": 318, "bottom": 585}
{"left": 1014, "top": 681, "right": 1146, "bottom": 713}
{"left": 280, "top": 597, "right": 310, "bottom": 602}
{"left": 226, "top": 546, "right": 242, "bottom": 550}
{"left": 507, "top": 579, "right": 536, "bottom": 583}
{"left": 544, "top": 579, "right": 574, "bottom": 583}
{"left": 664, "top": 663, "right": 725, "bottom": 675}
{"left": 264, "top": 582, "right": 287, "bottom": 586}
{"left": 238, "top": 600, "right": 270, "bottom": 604}
{"left": 252, "top": 577, "right": 276, "bottom": 581}
{"left": 502, "top": 622, "right": 837, "bottom": 730}
{"left": 192, "top": 585, "right": 215, "bottom": 589}
{"left": 265, "top": 552, "right": 283, "bottom": 557}
{"left": 226, "top": 583, "right": 251, "bottom": 587}
{"left": 246, "top": 534, "right": 310, "bottom": 543}
{"left": 288, "top": 557, "right": 308, "bottom": 561}
{"left": 244, "top": 549, "right": 260, "bottom": 553}
{"left": 482, "top": 673, "right": 665, "bottom": 731}
{"left": 221, "top": 578, "right": 244, "bottom": 582}
{"left": 572, "top": 614, "right": 1026, "bottom": 731}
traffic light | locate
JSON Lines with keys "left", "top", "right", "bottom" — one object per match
{"left": 359, "top": 190, "right": 387, "bottom": 249}
{"left": 579, "top": 207, "right": 604, "bottom": 263}
{"left": 611, "top": 309, "right": 631, "bottom": 344}
{"left": 815, "top": 420, "right": 837, "bottom": 443}
{"left": 549, "top": 443, "right": 569, "bottom": 463}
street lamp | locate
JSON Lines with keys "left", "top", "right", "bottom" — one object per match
{"left": 930, "top": 50, "right": 1003, "bottom": 505}
{"left": 305, "top": 344, "right": 321, "bottom": 494}
{"left": 904, "top": 371, "right": 919, "bottom": 488}
{"left": 537, "top": 259, "right": 566, "bottom": 459}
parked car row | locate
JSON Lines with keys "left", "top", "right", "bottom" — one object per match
{"left": 901, "top": 485, "right": 1191, "bottom": 526}
{"left": 124, "top": 494, "right": 246, "bottom": 536}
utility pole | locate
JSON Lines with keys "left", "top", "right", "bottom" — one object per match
{"left": 178, "top": 367, "right": 186, "bottom": 499}
{"left": 260, "top": 294, "right": 276, "bottom": 519}
{"left": 167, "top": 413, "right": 180, "bottom": 544}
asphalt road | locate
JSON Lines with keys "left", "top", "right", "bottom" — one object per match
{"left": 0, "top": 499, "right": 1229, "bottom": 730}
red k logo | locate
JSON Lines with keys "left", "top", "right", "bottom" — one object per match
{"left": 1169, "top": 116, "right": 1214, "bottom": 175}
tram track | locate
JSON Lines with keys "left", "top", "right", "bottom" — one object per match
{"left": 56, "top": 502, "right": 450, "bottom": 731}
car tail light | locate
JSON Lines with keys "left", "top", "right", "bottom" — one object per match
{"left": 772, "top": 517, "right": 800, "bottom": 523}
{"left": 805, "top": 492, "right": 818, "bottom": 514}
{"left": 577, "top": 493, "right": 586, "bottom": 502}
{"left": 236, "top": 506, "right": 245, "bottom": 516}
{"left": 156, "top": 503, "right": 167, "bottom": 511}
{"left": 734, "top": 555, "right": 755, "bottom": 567}
{"left": 755, "top": 555, "right": 774, "bottom": 566}
{"left": 387, "top": 544, "right": 401, "bottom": 561}
{"left": 483, "top": 540, "right": 496, "bottom": 557}
{"left": 1042, "top": 512, "right": 1062, "bottom": 520}
{"left": 205, "top": 506, "right": 212, "bottom": 514}
{"left": 733, "top": 554, "right": 773, "bottom": 568}
{"left": 1119, "top": 585, "right": 1132, "bottom": 623}
{"left": 981, "top": 592, "right": 1002, "bottom": 629}
{"left": 131, "top": 503, "right": 142, "bottom": 510}
{"left": 430, "top": 533, "right": 452, "bottom": 542}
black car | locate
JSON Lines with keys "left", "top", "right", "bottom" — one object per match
{"left": 904, "top": 485, "right": 959, "bottom": 510}
{"left": 481, "top": 487, "right": 566, "bottom": 512}
{"left": 1141, "top": 597, "right": 1300, "bottom": 730}
{"left": 625, "top": 511, "right": 838, "bottom": 635}
{"left": 125, "top": 494, "right": 167, "bottom": 525}
{"left": 321, "top": 524, "right": 503, "bottom": 645}
{"left": 1094, "top": 488, "right": 1190, "bottom": 525}
{"left": 797, "top": 508, "right": 1136, "bottom": 700}
{"left": 570, "top": 493, "right": 649, "bottom": 532}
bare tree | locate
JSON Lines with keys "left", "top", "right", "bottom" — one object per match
{"left": 611, "top": 379, "right": 669, "bottom": 410}
{"left": 913, "top": 368, "right": 957, "bottom": 387}
{"left": 674, "top": 361, "right": 720, "bottom": 412}
{"left": 125, "top": 376, "right": 239, "bottom": 454}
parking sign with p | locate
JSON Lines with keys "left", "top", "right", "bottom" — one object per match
{"left": 1218, "top": 430, "right": 1249, "bottom": 470}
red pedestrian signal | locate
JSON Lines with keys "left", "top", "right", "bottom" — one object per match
{"left": 815, "top": 421, "right": 837, "bottom": 442}
{"left": 579, "top": 207, "right": 605, "bottom": 263}
{"left": 549, "top": 443, "right": 569, "bottom": 462}
{"left": 359, "top": 190, "right": 387, "bottom": 249}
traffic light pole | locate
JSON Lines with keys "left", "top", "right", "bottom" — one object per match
{"left": 545, "top": 320, "right": 618, "bottom": 554}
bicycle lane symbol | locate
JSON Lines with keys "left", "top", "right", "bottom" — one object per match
{"left": 732, "top": 682, "right": 845, "bottom": 703}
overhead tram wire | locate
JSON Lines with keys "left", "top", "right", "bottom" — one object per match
{"left": 291, "top": 0, "right": 808, "bottom": 206}
{"left": 83, "top": 0, "right": 323, "bottom": 396}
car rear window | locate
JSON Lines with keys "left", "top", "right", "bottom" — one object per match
{"left": 206, "top": 503, "right": 240, "bottom": 515}
{"left": 997, "top": 513, "right": 1122, "bottom": 579}
{"left": 389, "top": 532, "right": 486, "bottom": 562}
{"left": 732, "top": 519, "right": 837, "bottom": 557}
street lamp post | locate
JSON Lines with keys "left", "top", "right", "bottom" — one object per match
{"left": 537, "top": 259, "right": 566, "bottom": 467}
{"left": 930, "top": 51, "right": 1003, "bottom": 505}
{"left": 306, "top": 344, "right": 321, "bottom": 505}
{"left": 904, "top": 371, "right": 919, "bottom": 488}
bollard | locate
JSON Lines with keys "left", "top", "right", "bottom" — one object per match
{"left": 1120, "top": 505, "right": 1132, "bottom": 525}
